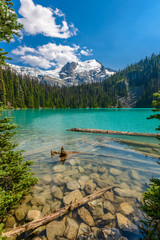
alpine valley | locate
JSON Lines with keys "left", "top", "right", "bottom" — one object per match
{"left": 0, "top": 53, "right": 160, "bottom": 108}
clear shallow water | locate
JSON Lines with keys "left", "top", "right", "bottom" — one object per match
{"left": 3, "top": 109, "right": 160, "bottom": 240}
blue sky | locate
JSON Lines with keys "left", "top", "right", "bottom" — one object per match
{"left": 2, "top": 0, "right": 160, "bottom": 70}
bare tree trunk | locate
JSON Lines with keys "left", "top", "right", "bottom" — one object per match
{"left": 68, "top": 127, "right": 159, "bottom": 137}
{"left": 3, "top": 186, "right": 114, "bottom": 239}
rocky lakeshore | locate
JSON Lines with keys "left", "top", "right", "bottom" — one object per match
{"left": 4, "top": 156, "right": 144, "bottom": 240}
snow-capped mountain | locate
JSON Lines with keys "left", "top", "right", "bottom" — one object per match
{"left": 8, "top": 60, "right": 115, "bottom": 86}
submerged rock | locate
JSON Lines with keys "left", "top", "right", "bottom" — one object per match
{"left": 5, "top": 216, "right": 17, "bottom": 228}
{"left": 88, "top": 199, "right": 104, "bottom": 218}
{"left": 130, "top": 170, "right": 140, "bottom": 180}
{"left": 42, "top": 203, "right": 51, "bottom": 216}
{"left": 53, "top": 165, "right": 66, "bottom": 172}
{"left": 64, "top": 218, "right": 79, "bottom": 239}
{"left": 67, "top": 180, "right": 80, "bottom": 190}
{"left": 119, "top": 202, "right": 134, "bottom": 215}
{"left": 78, "top": 206, "right": 95, "bottom": 226}
{"left": 42, "top": 175, "right": 52, "bottom": 184}
{"left": 102, "top": 227, "right": 128, "bottom": 240}
{"left": 114, "top": 188, "right": 137, "bottom": 198}
{"left": 102, "top": 212, "right": 115, "bottom": 222}
{"left": 116, "top": 213, "right": 139, "bottom": 234}
{"left": 15, "top": 203, "right": 29, "bottom": 221}
{"left": 104, "top": 191, "right": 114, "bottom": 202}
{"left": 95, "top": 179, "right": 109, "bottom": 188}
{"left": 52, "top": 186, "right": 63, "bottom": 199}
{"left": 110, "top": 168, "right": 122, "bottom": 176}
{"left": 46, "top": 220, "right": 65, "bottom": 240}
{"left": 27, "top": 210, "right": 42, "bottom": 221}
{"left": 63, "top": 189, "right": 83, "bottom": 205}
{"left": 78, "top": 223, "right": 91, "bottom": 237}
{"left": 104, "top": 201, "right": 115, "bottom": 214}
{"left": 85, "top": 180, "right": 96, "bottom": 194}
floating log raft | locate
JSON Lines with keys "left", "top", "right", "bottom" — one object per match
{"left": 68, "top": 128, "right": 160, "bottom": 137}
{"left": 2, "top": 186, "right": 114, "bottom": 239}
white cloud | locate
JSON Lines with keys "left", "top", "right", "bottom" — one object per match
{"left": 80, "top": 49, "right": 93, "bottom": 56}
{"left": 12, "top": 43, "right": 83, "bottom": 68}
{"left": 12, "top": 46, "right": 36, "bottom": 55}
{"left": 18, "top": 0, "right": 77, "bottom": 38}
{"left": 21, "top": 55, "right": 53, "bottom": 69}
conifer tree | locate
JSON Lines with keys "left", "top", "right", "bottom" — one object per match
{"left": 0, "top": 106, "right": 38, "bottom": 220}
{"left": 0, "top": 0, "right": 23, "bottom": 64}
{"left": 140, "top": 92, "right": 160, "bottom": 239}
{"left": 0, "top": 68, "right": 6, "bottom": 105}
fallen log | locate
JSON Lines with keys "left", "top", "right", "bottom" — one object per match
{"left": 68, "top": 128, "right": 160, "bottom": 137}
{"left": 2, "top": 186, "right": 114, "bottom": 238}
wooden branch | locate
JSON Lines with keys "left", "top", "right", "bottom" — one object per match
{"left": 3, "top": 186, "right": 114, "bottom": 239}
{"left": 68, "top": 127, "right": 159, "bottom": 137}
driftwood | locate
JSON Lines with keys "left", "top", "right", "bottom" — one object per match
{"left": 68, "top": 127, "right": 160, "bottom": 137}
{"left": 2, "top": 186, "right": 114, "bottom": 238}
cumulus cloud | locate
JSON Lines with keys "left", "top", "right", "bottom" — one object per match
{"left": 18, "top": 0, "right": 77, "bottom": 38}
{"left": 12, "top": 46, "right": 36, "bottom": 55}
{"left": 80, "top": 49, "right": 93, "bottom": 56}
{"left": 21, "top": 55, "right": 53, "bottom": 69}
{"left": 12, "top": 43, "right": 85, "bottom": 68}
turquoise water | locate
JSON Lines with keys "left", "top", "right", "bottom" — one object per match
{"left": 3, "top": 109, "right": 160, "bottom": 240}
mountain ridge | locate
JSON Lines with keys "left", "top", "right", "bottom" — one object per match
{"left": 8, "top": 59, "right": 116, "bottom": 86}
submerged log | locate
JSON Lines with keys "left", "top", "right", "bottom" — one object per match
{"left": 2, "top": 186, "right": 114, "bottom": 239}
{"left": 68, "top": 128, "right": 160, "bottom": 137}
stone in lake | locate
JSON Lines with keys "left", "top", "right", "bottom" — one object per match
{"left": 85, "top": 180, "right": 96, "bottom": 194}
{"left": 102, "top": 228, "right": 128, "bottom": 240}
{"left": 88, "top": 199, "right": 104, "bottom": 218}
{"left": 53, "top": 165, "right": 66, "bottom": 172}
{"left": 78, "top": 223, "right": 91, "bottom": 237}
{"left": 42, "top": 203, "right": 51, "bottom": 216}
{"left": 63, "top": 189, "right": 83, "bottom": 205}
{"left": 15, "top": 203, "right": 29, "bottom": 221}
{"left": 67, "top": 180, "right": 80, "bottom": 190}
{"left": 102, "top": 212, "right": 115, "bottom": 222}
{"left": 78, "top": 206, "right": 95, "bottom": 226}
{"left": 116, "top": 213, "right": 139, "bottom": 234}
{"left": 64, "top": 218, "right": 79, "bottom": 239}
{"left": 5, "top": 216, "right": 17, "bottom": 228}
{"left": 114, "top": 188, "right": 137, "bottom": 198}
{"left": 104, "top": 201, "right": 115, "bottom": 214}
{"left": 52, "top": 186, "right": 63, "bottom": 199}
{"left": 119, "top": 182, "right": 130, "bottom": 190}
{"left": 104, "top": 191, "right": 114, "bottom": 202}
{"left": 95, "top": 179, "right": 109, "bottom": 188}
{"left": 119, "top": 202, "right": 134, "bottom": 215}
{"left": 42, "top": 175, "right": 52, "bottom": 184}
{"left": 27, "top": 210, "right": 42, "bottom": 221}
{"left": 78, "top": 166, "right": 84, "bottom": 173}
{"left": 79, "top": 175, "right": 90, "bottom": 183}
{"left": 69, "top": 159, "right": 76, "bottom": 165}
{"left": 130, "top": 170, "right": 140, "bottom": 180}
{"left": 31, "top": 196, "right": 46, "bottom": 206}
{"left": 110, "top": 168, "right": 122, "bottom": 176}
{"left": 46, "top": 220, "right": 65, "bottom": 240}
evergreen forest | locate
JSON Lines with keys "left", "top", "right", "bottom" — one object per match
{"left": 1, "top": 53, "right": 160, "bottom": 108}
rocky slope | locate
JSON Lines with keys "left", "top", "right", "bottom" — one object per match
{"left": 8, "top": 60, "right": 115, "bottom": 86}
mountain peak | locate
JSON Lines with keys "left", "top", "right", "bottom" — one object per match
{"left": 8, "top": 60, "right": 115, "bottom": 86}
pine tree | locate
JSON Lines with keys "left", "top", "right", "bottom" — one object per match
{"left": 0, "top": 0, "right": 23, "bottom": 65}
{"left": 0, "top": 68, "right": 6, "bottom": 105}
{"left": 0, "top": 106, "right": 38, "bottom": 220}
{"left": 140, "top": 92, "right": 160, "bottom": 239}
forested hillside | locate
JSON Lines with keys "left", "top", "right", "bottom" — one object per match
{"left": 107, "top": 53, "right": 160, "bottom": 107}
{"left": 0, "top": 53, "right": 160, "bottom": 108}
{"left": 0, "top": 67, "right": 126, "bottom": 108}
